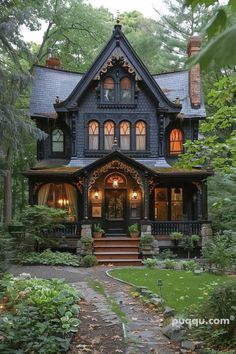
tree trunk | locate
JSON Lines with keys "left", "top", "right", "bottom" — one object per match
{"left": 3, "top": 149, "right": 12, "bottom": 225}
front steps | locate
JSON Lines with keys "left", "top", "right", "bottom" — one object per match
{"left": 93, "top": 237, "right": 142, "bottom": 266}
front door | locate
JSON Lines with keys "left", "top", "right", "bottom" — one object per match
{"left": 105, "top": 189, "right": 127, "bottom": 236}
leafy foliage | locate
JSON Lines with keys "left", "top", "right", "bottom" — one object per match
{"left": 185, "top": 0, "right": 236, "bottom": 68}
{"left": 16, "top": 249, "right": 81, "bottom": 267}
{"left": 20, "top": 205, "right": 68, "bottom": 251}
{"left": 177, "top": 76, "right": 236, "bottom": 173}
{"left": 81, "top": 255, "right": 98, "bottom": 267}
{"left": 202, "top": 231, "right": 236, "bottom": 272}
{"left": 0, "top": 228, "right": 15, "bottom": 276}
{"left": 0, "top": 275, "right": 80, "bottom": 353}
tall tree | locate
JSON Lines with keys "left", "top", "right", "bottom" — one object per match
{"left": 154, "top": 0, "right": 219, "bottom": 71}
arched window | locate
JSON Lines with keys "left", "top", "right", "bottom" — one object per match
{"left": 120, "top": 121, "right": 130, "bottom": 150}
{"left": 135, "top": 121, "right": 146, "bottom": 150}
{"left": 88, "top": 121, "right": 99, "bottom": 150}
{"left": 104, "top": 121, "right": 115, "bottom": 150}
{"left": 52, "top": 129, "right": 64, "bottom": 152}
{"left": 103, "top": 77, "right": 115, "bottom": 102}
{"left": 120, "top": 77, "right": 131, "bottom": 103}
{"left": 169, "top": 128, "right": 184, "bottom": 155}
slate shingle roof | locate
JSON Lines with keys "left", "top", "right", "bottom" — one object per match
{"left": 29, "top": 66, "right": 205, "bottom": 118}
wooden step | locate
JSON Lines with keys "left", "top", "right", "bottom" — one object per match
{"left": 93, "top": 237, "right": 140, "bottom": 247}
{"left": 95, "top": 252, "right": 140, "bottom": 260}
{"left": 94, "top": 245, "right": 139, "bottom": 252}
{"left": 97, "top": 258, "right": 143, "bottom": 266}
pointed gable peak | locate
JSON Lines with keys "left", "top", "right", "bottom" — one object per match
{"left": 113, "top": 11, "right": 122, "bottom": 34}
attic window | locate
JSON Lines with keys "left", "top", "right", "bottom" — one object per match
{"left": 120, "top": 77, "right": 131, "bottom": 103}
{"left": 52, "top": 129, "right": 64, "bottom": 152}
{"left": 103, "top": 77, "right": 115, "bottom": 102}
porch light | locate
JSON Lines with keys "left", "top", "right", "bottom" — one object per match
{"left": 132, "top": 191, "right": 138, "bottom": 200}
{"left": 58, "top": 199, "right": 69, "bottom": 206}
{"left": 94, "top": 191, "right": 99, "bottom": 199}
{"left": 112, "top": 177, "right": 119, "bottom": 189}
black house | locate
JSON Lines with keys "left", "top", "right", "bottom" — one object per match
{"left": 25, "top": 22, "right": 212, "bottom": 263}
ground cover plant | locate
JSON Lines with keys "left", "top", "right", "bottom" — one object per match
{"left": 16, "top": 249, "right": 81, "bottom": 267}
{"left": 109, "top": 268, "right": 230, "bottom": 313}
{"left": 0, "top": 275, "right": 80, "bottom": 354}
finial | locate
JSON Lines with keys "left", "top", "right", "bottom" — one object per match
{"left": 112, "top": 137, "right": 120, "bottom": 151}
{"left": 116, "top": 10, "right": 120, "bottom": 24}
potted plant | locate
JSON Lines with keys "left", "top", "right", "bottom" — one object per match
{"left": 81, "top": 236, "right": 93, "bottom": 255}
{"left": 93, "top": 224, "right": 105, "bottom": 238}
{"left": 140, "top": 234, "right": 154, "bottom": 251}
{"left": 128, "top": 223, "right": 139, "bottom": 238}
{"left": 170, "top": 232, "right": 183, "bottom": 246}
{"left": 191, "top": 234, "right": 200, "bottom": 247}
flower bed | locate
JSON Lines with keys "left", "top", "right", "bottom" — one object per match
{"left": 0, "top": 274, "right": 80, "bottom": 353}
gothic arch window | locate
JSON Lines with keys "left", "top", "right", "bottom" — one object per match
{"left": 88, "top": 121, "right": 99, "bottom": 150}
{"left": 120, "top": 121, "right": 130, "bottom": 150}
{"left": 104, "top": 120, "right": 115, "bottom": 150}
{"left": 51, "top": 128, "right": 64, "bottom": 153}
{"left": 103, "top": 77, "right": 115, "bottom": 102}
{"left": 120, "top": 77, "right": 131, "bottom": 103}
{"left": 169, "top": 128, "right": 184, "bottom": 155}
{"left": 135, "top": 121, "right": 146, "bottom": 150}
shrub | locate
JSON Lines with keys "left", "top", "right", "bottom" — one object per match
{"left": 181, "top": 260, "right": 197, "bottom": 272}
{"left": 0, "top": 227, "right": 15, "bottom": 276}
{"left": 0, "top": 275, "right": 80, "bottom": 353}
{"left": 170, "top": 232, "right": 183, "bottom": 241}
{"left": 81, "top": 236, "right": 93, "bottom": 245}
{"left": 16, "top": 250, "right": 81, "bottom": 267}
{"left": 82, "top": 255, "right": 97, "bottom": 267}
{"left": 164, "top": 259, "right": 176, "bottom": 269}
{"left": 140, "top": 234, "right": 154, "bottom": 245}
{"left": 142, "top": 258, "right": 158, "bottom": 268}
{"left": 157, "top": 249, "right": 177, "bottom": 259}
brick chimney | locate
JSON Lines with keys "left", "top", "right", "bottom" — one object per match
{"left": 187, "top": 36, "right": 201, "bottom": 108}
{"left": 46, "top": 48, "right": 62, "bottom": 69}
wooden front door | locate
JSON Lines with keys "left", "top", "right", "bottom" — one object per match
{"left": 105, "top": 189, "right": 127, "bottom": 235}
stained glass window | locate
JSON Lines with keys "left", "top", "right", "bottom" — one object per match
{"left": 88, "top": 121, "right": 99, "bottom": 150}
{"left": 135, "top": 121, "right": 146, "bottom": 150}
{"left": 104, "top": 121, "right": 115, "bottom": 150}
{"left": 120, "top": 121, "right": 130, "bottom": 150}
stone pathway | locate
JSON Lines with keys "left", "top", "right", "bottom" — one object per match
{"left": 10, "top": 265, "right": 180, "bottom": 354}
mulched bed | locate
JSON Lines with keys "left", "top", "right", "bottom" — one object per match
{"left": 68, "top": 299, "right": 126, "bottom": 354}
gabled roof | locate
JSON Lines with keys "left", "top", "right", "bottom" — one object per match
{"left": 29, "top": 66, "right": 83, "bottom": 117}
{"left": 54, "top": 25, "right": 181, "bottom": 113}
{"left": 154, "top": 71, "right": 206, "bottom": 118}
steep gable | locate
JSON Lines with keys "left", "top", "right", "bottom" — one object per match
{"left": 55, "top": 24, "right": 181, "bottom": 113}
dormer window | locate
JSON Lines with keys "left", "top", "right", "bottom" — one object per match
{"left": 103, "top": 77, "right": 115, "bottom": 102}
{"left": 120, "top": 77, "right": 132, "bottom": 103}
{"left": 169, "top": 128, "right": 184, "bottom": 155}
{"left": 52, "top": 128, "right": 64, "bottom": 153}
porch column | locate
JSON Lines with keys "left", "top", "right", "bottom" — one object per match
{"left": 197, "top": 183, "right": 203, "bottom": 220}
{"left": 202, "top": 181, "right": 208, "bottom": 219}
{"left": 144, "top": 172, "right": 149, "bottom": 220}
{"left": 83, "top": 173, "right": 89, "bottom": 220}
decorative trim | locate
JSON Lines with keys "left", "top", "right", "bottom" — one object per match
{"left": 74, "top": 177, "right": 85, "bottom": 194}
{"left": 148, "top": 178, "right": 157, "bottom": 194}
{"left": 88, "top": 159, "right": 144, "bottom": 191}
{"left": 94, "top": 55, "right": 142, "bottom": 81}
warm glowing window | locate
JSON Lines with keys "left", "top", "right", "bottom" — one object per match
{"left": 120, "top": 121, "right": 130, "bottom": 150}
{"left": 170, "top": 129, "right": 183, "bottom": 155}
{"left": 171, "top": 188, "right": 183, "bottom": 221}
{"left": 88, "top": 121, "right": 99, "bottom": 150}
{"left": 136, "top": 121, "right": 146, "bottom": 150}
{"left": 154, "top": 187, "right": 183, "bottom": 221}
{"left": 104, "top": 121, "right": 115, "bottom": 150}
{"left": 103, "top": 77, "right": 115, "bottom": 102}
{"left": 52, "top": 129, "right": 64, "bottom": 152}
{"left": 120, "top": 77, "right": 131, "bottom": 103}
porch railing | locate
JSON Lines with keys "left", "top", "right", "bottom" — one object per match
{"left": 44, "top": 222, "right": 81, "bottom": 237}
{"left": 151, "top": 221, "right": 211, "bottom": 236}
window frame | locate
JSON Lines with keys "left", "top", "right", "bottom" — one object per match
{"left": 101, "top": 74, "right": 134, "bottom": 105}
{"left": 88, "top": 120, "right": 100, "bottom": 150}
{"left": 120, "top": 120, "right": 131, "bottom": 150}
{"left": 104, "top": 120, "right": 115, "bottom": 150}
{"left": 51, "top": 128, "right": 65, "bottom": 156}
{"left": 169, "top": 128, "right": 184, "bottom": 156}
{"left": 135, "top": 120, "right": 147, "bottom": 151}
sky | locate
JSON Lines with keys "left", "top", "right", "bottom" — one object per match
{"left": 22, "top": 0, "right": 167, "bottom": 43}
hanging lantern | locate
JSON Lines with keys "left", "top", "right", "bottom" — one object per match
{"left": 112, "top": 177, "right": 119, "bottom": 189}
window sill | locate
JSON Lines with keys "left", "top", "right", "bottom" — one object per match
{"left": 98, "top": 103, "right": 137, "bottom": 109}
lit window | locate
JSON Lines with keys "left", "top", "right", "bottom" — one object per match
{"left": 170, "top": 129, "right": 183, "bottom": 155}
{"left": 104, "top": 121, "right": 115, "bottom": 150}
{"left": 120, "top": 78, "right": 131, "bottom": 103}
{"left": 103, "top": 77, "right": 115, "bottom": 102}
{"left": 120, "top": 121, "right": 130, "bottom": 150}
{"left": 88, "top": 121, "right": 99, "bottom": 150}
{"left": 135, "top": 121, "right": 146, "bottom": 150}
{"left": 171, "top": 188, "right": 183, "bottom": 220}
{"left": 52, "top": 129, "right": 64, "bottom": 152}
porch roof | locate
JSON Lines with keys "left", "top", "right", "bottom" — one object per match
{"left": 150, "top": 167, "right": 213, "bottom": 177}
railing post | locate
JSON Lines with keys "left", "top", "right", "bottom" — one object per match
{"left": 144, "top": 172, "right": 149, "bottom": 220}
{"left": 83, "top": 172, "right": 89, "bottom": 220}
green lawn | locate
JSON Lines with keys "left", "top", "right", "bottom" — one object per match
{"left": 109, "top": 268, "right": 230, "bottom": 313}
